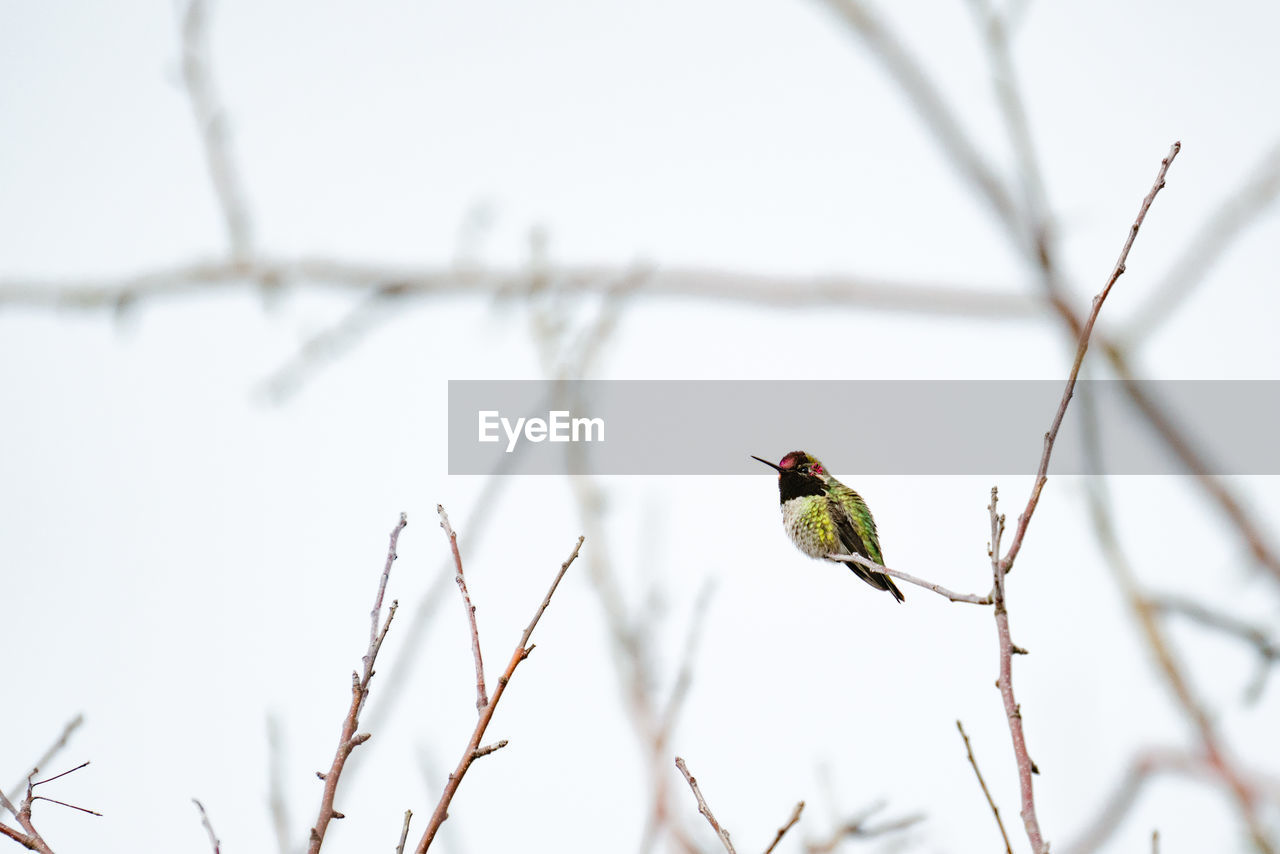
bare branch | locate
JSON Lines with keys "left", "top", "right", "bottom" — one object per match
{"left": 674, "top": 757, "right": 736, "bottom": 854}
{"left": 396, "top": 810, "right": 413, "bottom": 854}
{"left": 1125, "top": 138, "right": 1280, "bottom": 344}
{"left": 415, "top": 535, "right": 585, "bottom": 853}
{"left": 0, "top": 762, "right": 98, "bottom": 854}
{"left": 1000, "top": 142, "right": 1180, "bottom": 574}
{"left": 828, "top": 553, "right": 991, "bottom": 605}
{"left": 177, "top": 0, "right": 253, "bottom": 259}
{"left": 439, "top": 504, "right": 489, "bottom": 713}
{"left": 3, "top": 715, "right": 83, "bottom": 817}
{"left": 308, "top": 513, "right": 407, "bottom": 854}
{"left": 762, "top": 801, "right": 805, "bottom": 854}
{"left": 192, "top": 799, "right": 221, "bottom": 854}
{"left": 956, "top": 720, "right": 1013, "bottom": 854}
{"left": 989, "top": 488, "right": 1046, "bottom": 853}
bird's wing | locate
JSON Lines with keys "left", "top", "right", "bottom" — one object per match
{"left": 828, "top": 486, "right": 884, "bottom": 565}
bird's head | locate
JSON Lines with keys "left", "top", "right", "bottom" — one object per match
{"left": 751, "top": 450, "right": 828, "bottom": 479}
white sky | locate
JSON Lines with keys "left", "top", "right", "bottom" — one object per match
{"left": 2, "top": 1, "right": 1279, "bottom": 853}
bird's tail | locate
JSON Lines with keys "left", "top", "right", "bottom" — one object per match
{"left": 848, "top": 561, "right": 906, "bottom": 603}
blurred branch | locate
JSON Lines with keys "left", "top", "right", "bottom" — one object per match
{"left": 999, "top": 142, "right": 1180, "bottom": 574}
{"left": 822, "top": 0, "right": 1280, "bottom": 586}
{"left": 1063, "top": 747, "right": 1280, "bottom": 854}
{"left": 415, "top": 534, "right": 585, "bottom": 853}
{"left": 307, "top": 513, "right": 407, "bottom": 853}
{"left": 439, "top": 505, "right": 489, "bottom": 713}
{"left": 988, "top": 488, "right": 1046, "bottom": 854}
{"left": 804, "top": 801, "right": 925, "bottom": 853}
{"left": 831, "top": 553, "right": 992, "bottom": 604}
{"left": 674, "top": 757, "right": 736, "bottom": 854}
{"left": 763, "top": 801, "right": 805, "bottom": 854}
{"left": 816, "top": 0, "right": 1022, "bottom": 233}
{"left": 1081, "top": 478, "right": 1276, "bottom": 853}
{"left": 178, "top": 0, "right": 254, "bottom": 259}
{"left": 258, "top": 282, "right": 407, "bottom": 403}
{"left": 266, "top": 715, "right": 293, "bottom": 854}
{"left": 1151, "top": 595, "right": 1278, "bottom": 702}
{"left": 965, "top": 0, "right": 1049, "bottom": 243}
{"left": 1124, "top": 138, "right": 1280, "bottom": 345}
{"left": 192, "top": 799, "right": 222, "bottom": 854}
{"left": 956, "top": 720, "right": 1013, "bottom": 854}
{"left": 0, "top": 260, "right": 1036, "bottom": 318}
{"left": 3, "top": 716, "right": 83, "bottom": 817}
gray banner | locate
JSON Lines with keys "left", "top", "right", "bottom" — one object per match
{"left": 447, "top": 380, "right": 1280, "bottom": 475}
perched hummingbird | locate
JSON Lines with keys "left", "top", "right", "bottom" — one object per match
{"left": 752, "top": 451, "right": 904, "bottom": 602}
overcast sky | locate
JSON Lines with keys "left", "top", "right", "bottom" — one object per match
{"left": 3, "top": 2, "right": 1279, "bottom": 853}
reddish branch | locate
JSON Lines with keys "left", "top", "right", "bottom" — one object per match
{"left": 1000, "top": 142, "right": 1180, "bottom": 574}
{"left": 2, "top": 716, "right": 83, "bottom": 819}
{"left": 0, "top": 763, "right": 98, "bottom": 854}
{"left": 438, "top": 505, "right": 488, "bottom": 712}
{"left": 307, "top": 513, "right": 407, "bottom": 854}
{"left": 414, "top": 535, "right": 585, "bottom": 853}
{"left": 987, "top": 491, "right": 1044, "bottom": 853}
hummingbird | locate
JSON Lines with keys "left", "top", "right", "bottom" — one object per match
{"left": 752, "top": 451, "right": 904, "bottom": 602}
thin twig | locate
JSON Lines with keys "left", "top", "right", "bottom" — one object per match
{"left": 1125, "top": 138, "right": 1280, "bottom": 344}
{"left": 396, "top": 810, "right": 413, "bottom": 854}
{"left": 439, "top": 504, "right": 489, "bottom": 713}
{"left": 674, "top": 757, "right": 735, "bottom": 854}
{"left": 824, "top": 0, "right": 1280, "bottom": 590}
{"left": 414, "top": 535, "right": 585, "bottom": 853}
{"left": 3, "top": 715, "right": 83, "bottom": 817}
{"left": 956, "top": 721, "right": 1013, "bottom": 854}
{"left": 1000, "top": 142, "right": 1180, "bottom": 574}
{"left": 989, "top": 488, "right": 1045, "bottom": 853}
{"left": 0, "top": 762, "right": 98, "bottom": 854}
{"left": 308, "top": 513, "right": 407, "bottom": 854}
{"left": 828, "top": 553, "right": 991, "bottom": 605}
{"left": 763, "top": 801, "right": 805, "bottom": 854}
{"left": 193, "top": 799, "right": 222, "bottom": 854}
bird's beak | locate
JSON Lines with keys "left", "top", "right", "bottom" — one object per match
{"left": 751, "top": 455, "right": 784, "bottom": 472}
